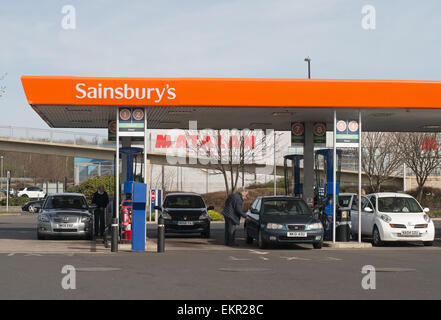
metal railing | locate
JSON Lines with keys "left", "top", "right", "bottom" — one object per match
{"left": 0, "top": 125, "right": 112, "bottom": 148}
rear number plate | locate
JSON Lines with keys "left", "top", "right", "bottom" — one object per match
{"left": 58, "top": 223, "right": 74, "bottom": 229}
{"left": 178, "top": 221, "right": 194, "bottom": 226}
{"left": 287, "top": 232, "right": 307, "bottom": 237}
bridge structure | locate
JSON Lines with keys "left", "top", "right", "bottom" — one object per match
{"left": 0, "top": 125, "right": 404, "bottom": 190}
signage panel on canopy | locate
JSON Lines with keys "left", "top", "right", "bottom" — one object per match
{"left": 291, "top": 122, "right": 305, "bottom": 146}
{"left": 313, "top": 122, "right": 326, "bottom": 145}
{"left": 118, "top": 108, "right": 145, "bottom": 137}
{"left": 336, "top": 119, "right": 359, "bottom": 147}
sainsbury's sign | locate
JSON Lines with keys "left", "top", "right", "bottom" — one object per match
{"left": 75, "top": 82, "right": 177, "bottom": 103}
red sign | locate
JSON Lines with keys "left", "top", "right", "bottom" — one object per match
{"left": 336, "top": 120, "right": 347, "bottom": 132}
{"left": 132, "top": 108, "right": 144, "bottom": 121}
{"left": 108, "top": 121, "right": 117, "bottom": 134}
{"left": 348, "top": 121, "right": 359, "bottom": 132}
{"left": 119, "top": 108, "right": 131, "bottom": 121}
{"left": 292, "top": 123, "right": 304, "bottom": 136}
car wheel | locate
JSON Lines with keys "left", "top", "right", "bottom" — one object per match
{"left": 258, "top": 230, "right": 267, "bottom": 249}
{"left": 245, "top": 230, "right": 253, "bottom": 244}
{"left": 21, "top": 194, "right": 29, "bottom": 198}
{"left": 423, "top": 241, "right": 433, "bottom": 247}
{"left": 201, "top": 229, "right": 210, "bottom": 238}
{"left": 313, "top": 242, "right": 322, "bottom": 249}
{"left": 37, "top": 232, "right": 45, "bottom": 240}
{"left": 372, "top": 226, "right": 383, "bottom": 247}
{"left": 28, "top": 205, "right": 35, "bottom": 214}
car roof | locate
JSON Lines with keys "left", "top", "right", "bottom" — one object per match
{"left": 368, "top": 192, "right": 414, "bottom": 198}
{"left": 165, "top": 192, "right": 202, "bottom": 197}
{"left": 47, "top": 193, "right": 85, "bottom": 197}
{"left": 339, "top": 193, "right": 356, "bottom": 196}
{"left": 259, "top": 196, "right": 303, "bottom": 200}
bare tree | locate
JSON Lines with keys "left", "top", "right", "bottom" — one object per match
{"left": 360, "top": 132, "right": 403, "bottom": 192}
{"left": 183, "top": 129, "right": 282, "bottom": 197}
{"left": 396, "top": 132, "right": 441, "bottom": 201}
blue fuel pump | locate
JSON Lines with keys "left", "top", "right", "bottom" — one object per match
{"left": 118, "top": 147, "right": 147, "bottom": 251}
{"left": 314, "top": 149, "right": 343, "bottom": 241}
{"left": 119, "top": 147, "right": 143, "bottom": 199}
{"left": 283, "top": 154, "right": 303, "bottom": 198}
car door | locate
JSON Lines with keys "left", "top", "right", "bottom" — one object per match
{"left": 247, "top": 198, "right": 261, "bottom": 238}
{"left": 361, "top": 196, "right": 375, "bottom": 235}
{"left": 350, "top": 196, "right": 360, "bottom": 234}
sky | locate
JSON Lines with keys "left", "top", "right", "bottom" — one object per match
{"left": 1, "top": 0, "right": 440, "bottom": 134}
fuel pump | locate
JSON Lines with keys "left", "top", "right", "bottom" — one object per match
{"left": 314, "top": 149, "right": 343, "bottom": 240}
{"left": 283, "top": 154, "right": 303, "bottom": 198}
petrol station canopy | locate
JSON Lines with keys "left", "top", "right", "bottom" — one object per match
{"left": 21, "top": 76, "right": 441, "bottom": 131}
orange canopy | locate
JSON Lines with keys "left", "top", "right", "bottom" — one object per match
{"left": 21, "top": 76, "right": 441, "bottom": 109}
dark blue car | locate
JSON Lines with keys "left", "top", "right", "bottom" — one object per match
{"left": 244, "top": 196, "right": 324, "bottom": 249}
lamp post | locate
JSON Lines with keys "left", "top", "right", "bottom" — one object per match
{"left": 0, "top": 156, "right": 3, "bottom": 190}
{"left": 304, "top": 56, "right": 311, "bottom": 79}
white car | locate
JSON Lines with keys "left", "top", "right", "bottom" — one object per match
{"left": 17, "top": 186, "right": 46, "bottom": 199}
{"left": 351, "top": 192, "right": 435, "bottom": 246}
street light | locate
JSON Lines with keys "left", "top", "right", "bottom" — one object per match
{"left": 0, "top": 156, "right": 3, "bottom": 190}
{"left": 304, "top": 56, "right": 311, "bottom": 79}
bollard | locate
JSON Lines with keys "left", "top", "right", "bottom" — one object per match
{"left": 111, "top": 218, "right": 119, "bottom": 252}
{"left": 157, "top": 216, "right": 165, "bottom": 252}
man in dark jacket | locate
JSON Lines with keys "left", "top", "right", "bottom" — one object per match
{"left": 221, "top": 190, "right": 248, "bottom": 246}
{"left": 92, "top": 185, "right": 109, "bottom": 237}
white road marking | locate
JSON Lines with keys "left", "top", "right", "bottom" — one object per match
{"left": 326, "top": 257, "right": 342, "bottom": 261}
{"left": 249, "top": 249, "right": 269, "bottom": 255}
{"left": 259, "top": 256, "right": 269, "bottom": 261}
{"left": 24, "top": 253, "right": 43, "bottom": 257}
{"left": 7, "top": 253, "right": 16, "bottom": 256}
{"left": 229, "top": 256, "right": 251, "bottom": 261}
{"left": 280, "top": 256, "right": 311, "bottom": 261}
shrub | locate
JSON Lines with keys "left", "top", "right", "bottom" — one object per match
{"left": 0, "top": 197, "right": 32, "bottom": 206}
{"left": 67, "top": 175, "right": 114, "bottom": 202}
{"left": 208, "top": 210, "right": 224, "bottom": 221}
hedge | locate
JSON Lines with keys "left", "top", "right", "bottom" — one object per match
{"left": 67, "top": 175, "right": 115, "bottom": 202}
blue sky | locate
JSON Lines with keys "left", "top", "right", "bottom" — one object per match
{"left": 1, "top": 0, "right": 440, "bottom": 132}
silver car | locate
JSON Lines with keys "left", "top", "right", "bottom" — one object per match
{"left": 36, "top": 193, "right": 95, "bottom": 240}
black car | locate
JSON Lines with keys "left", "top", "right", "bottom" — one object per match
{"left": 22, "top": 199, "right": 45, "bottom": 213}
{"left": 156, "top": 193, "right": 213, "bottom": 238}
{"left": 244, "top": 196, "right": 324, "bottom": 249}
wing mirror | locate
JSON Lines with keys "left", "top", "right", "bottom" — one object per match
{"left": 154, "top": 205, "right": 162, "bottom": 211}
{"left": 365, "top": 207, "right": 373, "bottom": 213}
{"left": 207, "top": 206, "right": 214, "bottom": 211}
{"left": 250, "top": 208, "right": 259, "bottom": 214}
{"left": 423, "top": 207, "right": 430, "bottom": 213}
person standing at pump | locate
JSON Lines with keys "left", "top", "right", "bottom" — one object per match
{"left": 221, "top": 189, "right": 248, "bottom": 246}
{"left": 92, "top": 185, "right": 109, "bottom": 237}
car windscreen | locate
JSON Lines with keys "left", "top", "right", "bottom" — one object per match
{"left": 262, "top": 199, "right": 311, "bottom": 216}
{"left": 338, "top": 196, "right": 352, "bottom": 207}
{"left": 164, "top": 195, "right": 205, "bottom": 209}
{"left": 44, "top": 195, "right": 88, "bottom": 210}
{"left": 377, "top": 197, "right": 422, "bottom": 213}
